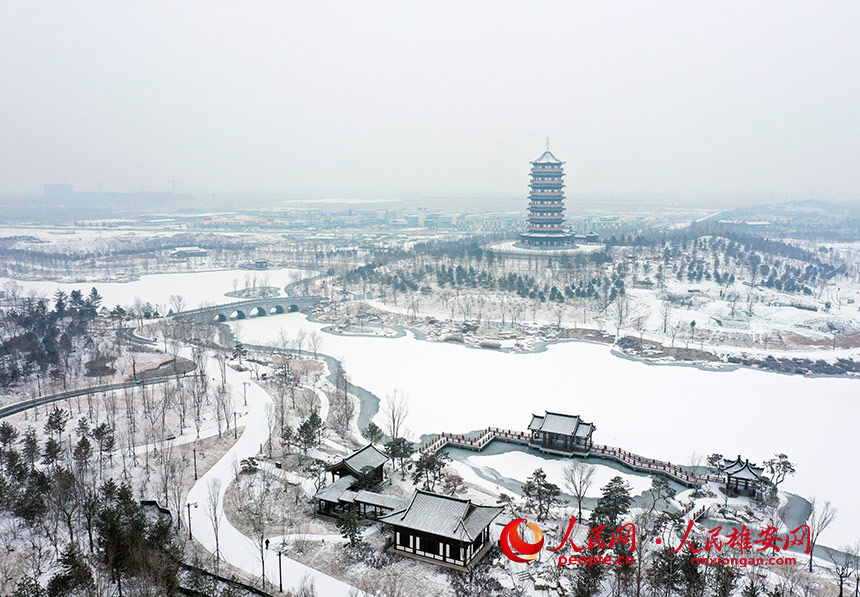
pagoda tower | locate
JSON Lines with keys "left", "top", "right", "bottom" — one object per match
{"left": 518, "top": 139, "right": 576, "bottom": 247}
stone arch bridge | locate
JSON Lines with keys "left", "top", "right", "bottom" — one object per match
{"left": 173, "top": 295, "right": 325, "bottom": 322}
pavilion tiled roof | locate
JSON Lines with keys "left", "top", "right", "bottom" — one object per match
{"left": 378, "top": 490, "right": 502, "bottom": 542}
{"left": 531, "top": 150, "right": 564, "bottom": 165}
{"left": 721, "top": 455, "right": 765, "bottom": 480}
{"left": 354, "top": 491, "right": 408, "bottom": 511}
{"left": 326, "top": 444, "right": 388, "bottom": 476}
{"left": 728, "top": 462, "right": 763, "bottom": 481}
{"left": 529, "top": 411, "right": 595, "bottom": 438}
{"left": 314, "top": 474, "right": 357, "bottom": 503}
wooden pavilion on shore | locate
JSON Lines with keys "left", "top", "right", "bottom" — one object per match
{"left": 378, "top": 490, "right": 502, "bottom": 571}
{"left": 721, "top": 455, "right": 765, "bottom": 497}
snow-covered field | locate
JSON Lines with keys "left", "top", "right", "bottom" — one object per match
{"left": 0, "top": 267, "right": 309, "bottom": 311}
{"left": 233, "top": 313, "right": 860, "bottom": 547}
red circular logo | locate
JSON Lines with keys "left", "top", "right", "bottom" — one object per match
{"left": 499, "top": 518, "right": 544, "bottom": 563}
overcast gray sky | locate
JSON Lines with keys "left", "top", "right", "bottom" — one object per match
{"left": 1, "top": 1, "right": 858, "bottom": 202}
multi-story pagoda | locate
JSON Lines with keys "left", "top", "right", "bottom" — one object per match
{"left": 518, "top": 139, "right": 576, "bottom": 247}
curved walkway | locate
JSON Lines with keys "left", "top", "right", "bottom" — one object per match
{"left": 185, "top": 357, "right": 357, "bottom": 596}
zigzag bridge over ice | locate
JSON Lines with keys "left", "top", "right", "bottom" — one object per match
{"left": 420, "top": 427, "right": 722, "bottom": 489}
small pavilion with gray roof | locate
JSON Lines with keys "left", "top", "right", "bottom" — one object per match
{"left": 528, "top": 411, "right": 595, "bottom": 455}
{"left": 315, "top": 444, "right": 406, "bottom": 518}
{"left": 721, "top": 455, "right": 765, "bottom": 497}
{"left": 326, "top": 443, "right": 388, "bottom": 486}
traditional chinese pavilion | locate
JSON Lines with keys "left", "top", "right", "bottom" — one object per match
{"left": 721, "top": 455, "right": 765, "bottom": 497}
{"left": 326, "top": 443, "right": 388, "bottom": 486}
{"left": 378, "top": 490, "right": 502, "bottom": 571}
{"left": 518, "top": 139, "right": 577, "bottom": 248}
{"left": 316, "top": 444, "right": 405, "bottom": 518}
{"left": 528, "top": 411, "right": 595, "bottom": 455}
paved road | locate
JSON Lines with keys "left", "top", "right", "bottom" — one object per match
{"left": 0, "top": 378, "right": 170, "bottom": 420}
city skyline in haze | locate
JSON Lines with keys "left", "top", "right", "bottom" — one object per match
{"left": 1, "top": 1, "right": 858, "bottom": 203}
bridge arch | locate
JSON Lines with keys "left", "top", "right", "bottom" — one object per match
{"left": 269, "top": 305, "right": 285, "bottom": 314}
{"left": 248, "top": 306, "right": 267, "bottom": 317}
{"left": 229, "top": 310, "right": 247, "bottom": 320}
{"left": 289, "top": 304, "right": 300, "bottom": 312}
{"left": 213, "top": 313, "right": 227, "bottom": 323}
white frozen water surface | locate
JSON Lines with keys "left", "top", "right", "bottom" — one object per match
{"left": 233, "top": 314, "right": 860, "bottom": 547}
{"left": 0, "top": 268, "right": 308, "bottom": 311}
{"left": 463, "top": 451, "right": 653, "bottom": 498}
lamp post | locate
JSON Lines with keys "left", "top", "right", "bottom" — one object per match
{"left": 277, "top": 547, "right": 285, "bottom": 593}
{"left": 243, "top": 381, "right": 250, "bottom": 406}
{"left": 186, "top": 502, "right": 198, "bottom": 541}
{"left": 193, "top": 448, "right": 198, "bottom": 480}
{"left": 233, "top": 412, "right": 238, "bottom": 439}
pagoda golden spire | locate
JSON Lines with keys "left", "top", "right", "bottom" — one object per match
{"left": 546, "top": 137, "right": 551, "bottom": 151}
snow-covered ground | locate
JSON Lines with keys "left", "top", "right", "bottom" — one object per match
{"left": 0, "top": 267, "right": 309, "bottom": 311}
{"left": 233, "top": 312, "right": 860, "bottom": 547}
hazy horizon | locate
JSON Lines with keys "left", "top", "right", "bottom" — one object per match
{"left": 2, "top": 2, "right": 858, "bottom": 203}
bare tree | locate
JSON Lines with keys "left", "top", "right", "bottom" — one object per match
{"left": 808, "top": 498, "right": 837, "bottom": 572}
{"left": 169, "top": 294, "right": 186, "bottom": 315}
{"left": 294, "top": 329, "right": 307, "bottom": 355}
{"left": 554, "top": 304, "right": 566, "bottom": 330}
{"left": 727, "top": 293, "right": 740, "bottom": 319}
{"left": 829, "top": 545, "right": 857, "bottom": 597}
{"left": 308, "top": 331, "right": 322, "bottom": 358}
{"left": 168, "top": 452, "right": 187, "bottom": 535}
{"left": 206, "top": 478, "right": 223, "bottom": 567}
{"left": 382, "top": 390, "right": 409, "bottom": 441}
{"left": 660, "top": 302, "right": 672, "bottom": 334}
{"left": 243, "top": 467, "right": 276, "bottom": 588}
{"left": 613, "top": 295, "right": 629, "bottom": 337}
{"left": 563, "top": 460, "right": 595, "bottom": 522}
{"left": 745, "top": 291, "right": 757, "bottom": 318}
{"left": 265, "top": 402, "right": 277, "bottom": 458}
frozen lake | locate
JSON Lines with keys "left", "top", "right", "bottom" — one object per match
{"left": 234, "top": 312, "right": 860, "bottom": 547}
{"left": 4, "top": 265, "right": 857, "bottom": 546}
{"left": 0, "top": 267, "right": 309, "bottom": 311}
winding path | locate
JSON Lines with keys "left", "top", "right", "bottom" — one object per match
{"left": 184, "top": 357, "right": 357, "bottom": 596}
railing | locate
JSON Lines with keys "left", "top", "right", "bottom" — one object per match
{"left": 421, "top": 428, "right": 719, "bottom": 488}
{"left": 419, "top": 427, "right": 529, "bottom": 455}
{"left": 589, "top": 443, "right": 714, "bottom": 486}
{"left": 679, "top": 502, "right": 709, "bottom": 521}
{"left": 174, "top": 295, "right": 325, "bottom": 317}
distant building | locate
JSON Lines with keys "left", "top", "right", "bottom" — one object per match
{"left": 253, "top": 258, "right": 269, "bottom": 270}
{"left": 573, "top": 232, "right": 601, "bottom": 244}
{"left": 518, "top": 140, "right": 576, "bottom": 248}
{"left": 379, "top": 490, "right": 502, "bottom": 571}
{"left": 169, "top": 246, "right": 208, "bottom": 259}
{"left": 528, "top": 411, "right": 595, "bottom": 455}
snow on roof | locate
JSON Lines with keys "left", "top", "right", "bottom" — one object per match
{"left": 531, "top": 150, "right": 564, "bottom": 165}
{"left": 721, "top": 455, "right": 764, "bottom": 479}
{"left": 528, "top": 411, "right": 595, "bottom": 438}
{"left": 378, "top": 490, "right": 502, "bottom": 542}
{"left": 354, "top": 491, "right": 408, "bottom": 511}
{"left": 314, "top": 474, "right": 357, "bottom": 503}
{"left": 729, "top": 463, "right": 764, "bottom": 481}
{"left": 327, "top": 444, "right": 388, "bottom": 475}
